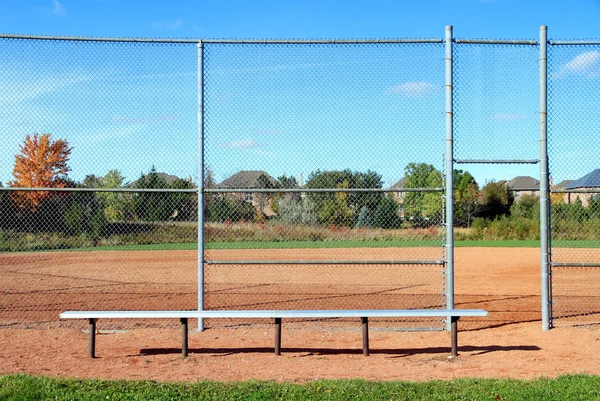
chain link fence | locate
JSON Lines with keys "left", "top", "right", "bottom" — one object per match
{"left": 548, "top": 43, "right": 600, "bottom": 327}
{"left": 3, "top": 30, "right": 598, "bottom": 332}
{"left": 203, "top": 42, "right": 446, "bottom": 329}
{"left": 0, "top": 37, "right": 448, "bottom": 331}
{"left": 452, "top": 41, "right": 541, "bottom": 330}
{"left": 0, "top": 37, "right": 199, "bottom": 329}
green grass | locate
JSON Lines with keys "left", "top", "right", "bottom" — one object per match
{"left": 2, "top": 374, "right": 600, "bottom": 400}
{"left": 18, "top": 239, "right": 600, "bottom": 253}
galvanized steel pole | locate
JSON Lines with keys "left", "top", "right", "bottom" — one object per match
{"left": 539, "top": 26, "right": 551, "bottom": 331}
{"left": 197, "top": 40, "right": 206, "bottom": 332}
{"left": 445, "top": 25, "right": 455, "bottom": 330}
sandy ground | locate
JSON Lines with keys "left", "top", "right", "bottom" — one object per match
{"left": 1, "top": 247, "right": 599, "bottom": 382}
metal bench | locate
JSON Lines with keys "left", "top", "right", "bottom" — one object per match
{"left": 59, "top": 309, "right": 488, "bottom": 358}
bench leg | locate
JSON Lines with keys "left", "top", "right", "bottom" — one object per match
{"left": 88, "top": 318, "right": 96, "bottom": 358}
{"left": 274, "top": 318, "right": 282, "bottom": 356}
{"left": 181, "top": 318, "right": 188, "bottom": 357}
{"left": 451, "top": 316, "right": 459, "bottom": 357}
{"left": 361, "top": 317, "right": 369, "bottom": 356}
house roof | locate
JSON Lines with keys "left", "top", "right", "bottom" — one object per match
{"left": 127, "top": 172, "right": 182, "bottom": 188}
{"left": 566, "top": 169, "right": 600, "bottom": 189}
{"left": 390, "top": 177, "right": 407, "bottom": 189}
{"left": 217, "top": 170, "right": 277, "bottom": 189}
{"left": 506, "top": 176, "right": 539, "bottom": 190}
{"left": 554, "top": 180, "right": 574, "bottom": 189}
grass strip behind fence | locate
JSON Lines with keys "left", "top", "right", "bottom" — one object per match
{"left": 2, "top": 374, "right": 600, "bottom": 401}
{"left": 21, "top": 239, "right": 600, "bottom": 253}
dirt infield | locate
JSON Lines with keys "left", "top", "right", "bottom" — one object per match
{"left": 1, "top": 247, "right": 600, "bottom": 382}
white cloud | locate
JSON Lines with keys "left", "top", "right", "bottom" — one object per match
{"left": 553, "top": 51, "right": 600, "bottom": 79}
{"left": 35, "top": 0, "right": 66, "bottom": 16}
{"left": 151, "top": 19, "right": 183, "bottom": 30}
{"left": 219, "top": 138, "right": 259, "bottom": 149}
{"left": 490, "top": 113, "right": 526, "bottom": 121}
{"left": 385, "top": 81, "right": 435, "bottom": 98}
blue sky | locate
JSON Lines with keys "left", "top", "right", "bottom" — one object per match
{"left": 1, "top": 0, "right": 600, "bottom": 188}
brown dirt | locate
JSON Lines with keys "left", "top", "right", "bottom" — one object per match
{"left": 1, "top": 247, "right": 600, "bottom": 382}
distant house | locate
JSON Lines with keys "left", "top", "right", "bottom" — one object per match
{"left": 216, "top": 170, "right": 278, "bottom": 216}
{"left": 553, "top": 179, "right": 574, "bottom": 204}
{"left": 127, "top": 172, "right": 183, "bottom": 188}
{"left": 505, "top": 176, "right": 539, "bottom": 200}
{"left": 390, "top": 177, "right": 407, "bottom": 203}
{"left": 565, "top": 169, "right": 600, "bottom": 206}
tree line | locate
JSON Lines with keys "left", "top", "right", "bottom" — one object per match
{"left": 2, "top": 133, "right": 597, "bottom": 239}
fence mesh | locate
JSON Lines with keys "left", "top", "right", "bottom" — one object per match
{"left": 452, "top": 42, "right": 541, "bottom": 330}
{"left": 548, "top": 44, "right": 600, "bottom": 327}
{"left": 0, "top": 38, "right": 199, "bottom": 329}
{"left": 0, "top": 38, "right": 448, "bottom": 331}
{"left": 7, "top": 34, "right": 599, "bottom": 332}
{"left": 203, "top": 42, "right": 446, "bottom": 329}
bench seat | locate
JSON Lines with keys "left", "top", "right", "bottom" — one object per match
{"left": 60, "top": 309, "right": 488, "bottom": 358}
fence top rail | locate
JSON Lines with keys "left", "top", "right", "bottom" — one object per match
{"left": 60, "top": 309, "right": 489, "bottom": 319}
{"left": 549, "top": 40, "right": 600, "bottom": 46}
{"left": 454, "top": 39, "right": 539, "bottom": 45}
{"left": 0, "top": 33, "right": 443, "bottom": 45}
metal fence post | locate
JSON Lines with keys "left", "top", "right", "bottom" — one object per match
{"left": 539, "top": 26, "right": 551, "bottom": 331}
{"left": 198, "top": 40, "right": 206, "bottom": 332}
{"left": 445, "top": 25, "right": 455, "bottom": 330}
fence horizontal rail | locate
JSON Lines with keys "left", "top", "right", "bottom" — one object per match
{"left": 0, "top": 34, "right": 444, "bottom": 45}
{"left": 454, "top": 159, "right": 539, "bottom": 164}
{"left": 454, "top": 39, "right": 538, "bottom": 45}
{"left": 0, "top": 33, "right": 200, "bottom": 43}
{"left": 551, "top": 263, "right": 600, "bottom": 268}
{"left": 202, "top": 38, "right": 444, "bottom": 44}
{"left": 551, "top": 189, "right": 600, "bottom": 194}
{"left": 0, "top": 187, "right": 197, "bottom": 193}
{"left": 206, "top": 188, "right": 444, "bottom": 193}
{"left": 0, "top": 187, "right": 446, "bottom": 193}
{"left": 206, "top": 260, "right": 445, "bottom": 265}
{"left": 549, "top": 40, "right": 600, "bottom": 45}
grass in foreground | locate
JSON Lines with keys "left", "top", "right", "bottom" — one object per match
{"left": 2, "top": 374, "right": 600, "bottom": 401}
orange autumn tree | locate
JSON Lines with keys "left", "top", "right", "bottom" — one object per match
{"left": 8, "top": 133, "right": 73, "bottom": 211}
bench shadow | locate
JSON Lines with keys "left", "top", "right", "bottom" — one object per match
{"left": 137, "top": 344, "right": 540, "bottom": 357}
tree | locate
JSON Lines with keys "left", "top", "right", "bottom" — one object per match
{"left": 510, "top": 194, "right": 540, "bottom": 220}
{"left": 271, "top": 174, "right": 300, "bottom": 215}
{"left": 255, "top": 173, "right": 275, "bottom": 220}
{"left": 132, "top": 166, "right": 170, "bottom": 221}
{"left": 318, "top": 181, "right": 355, "bottom": 227}
{"left": 372, "top": 194, "right": 402, "bottom": 229}
{"left": 169, "top": 177, "right": 196, "bottom": 221}
{"left": 8, "top": 133, "right": 72, "bottom": 211}
{"left": 356, "top": 206, "right": 372, "bottom": 228}
{"left": 479, "top": 181, "right": 514, "bottom": 219}
{"left": 453, "top": 169, "right": 480, "bottom": 227}
{"left": 402, "top": 163, "right": 443, "bottom": 224}
{"left": 305, "top": 169, "right": 383, "bottom": 226}
{"left": 83, "top": 170, "right": 128, "bottom": 222}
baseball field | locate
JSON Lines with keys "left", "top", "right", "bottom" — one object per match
{"left": 1, "top": 246, "right": 600, "bottom": 382}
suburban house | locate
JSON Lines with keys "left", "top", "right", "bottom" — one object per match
{"left": 564, "top": 169, "right": 600, "bottom": 206}
{"left": 553, "top": 179, "right": 574, "bottom": 204}
{"left": 216, "top": 170, "right": 279, "bottom": 216}
{"left": 505, "top": 176, "right": 539, "bottom": 200}
{"left": 390, "top": 177, "right": 407, "bottom": 218}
